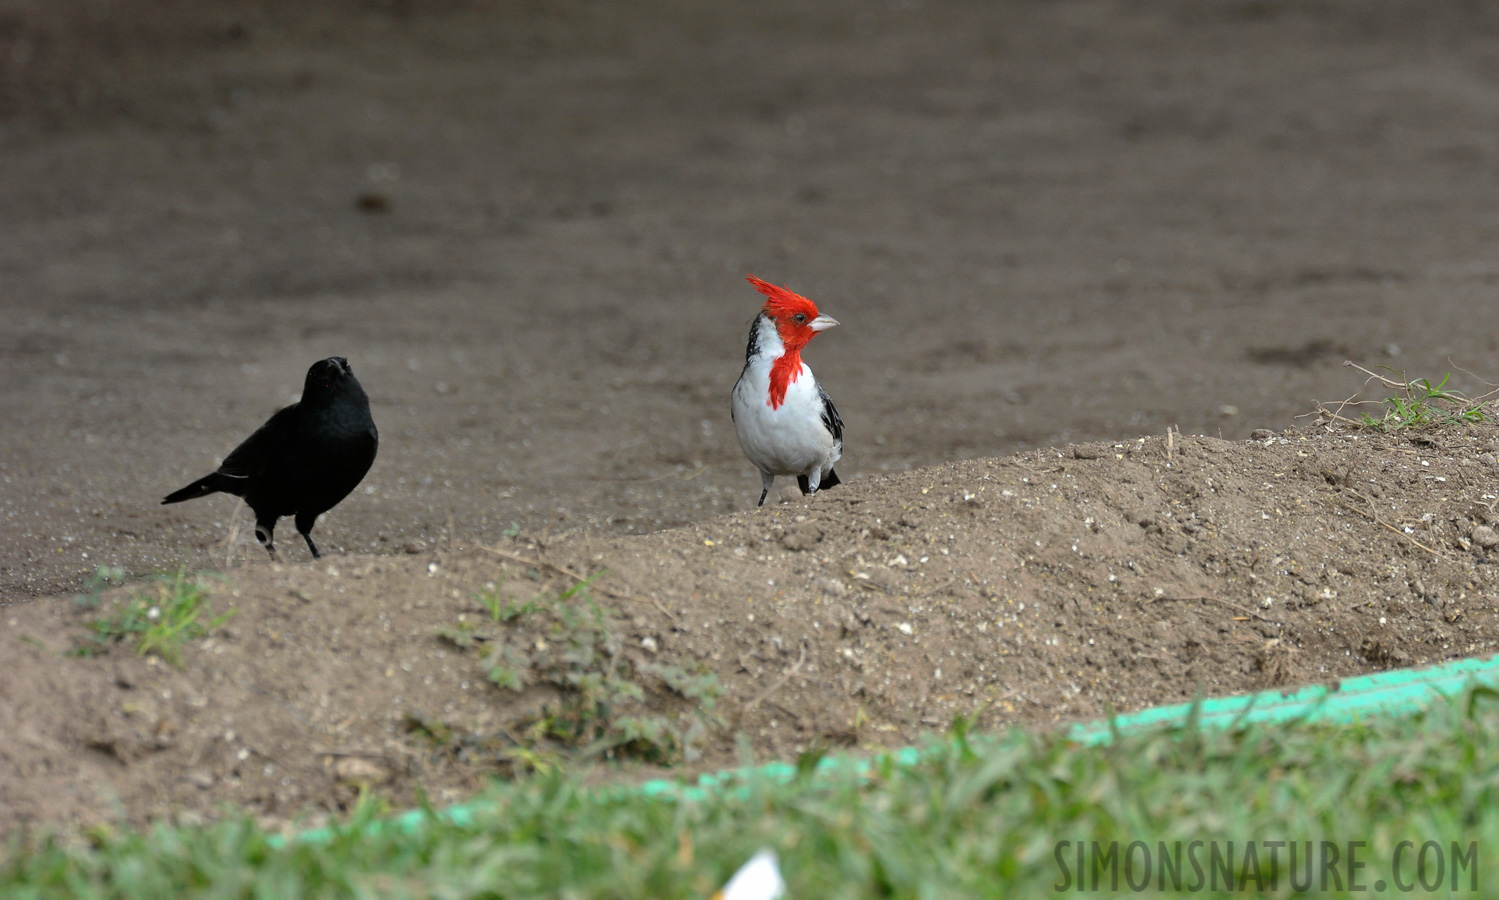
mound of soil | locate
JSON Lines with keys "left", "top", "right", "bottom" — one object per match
{"left": 5, "top": 422, "right": 1499, "bottom": 837}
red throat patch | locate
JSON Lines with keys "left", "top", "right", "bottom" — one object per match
{"left": 766, "top": 351, "right": 802, "bottom": 410}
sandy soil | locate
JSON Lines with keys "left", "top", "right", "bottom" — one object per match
{"left": 8, "top": 424, "right": 1499, "bottom": 834}
{"left": 5, "top": 0, "right": 1499, "bottom": 834}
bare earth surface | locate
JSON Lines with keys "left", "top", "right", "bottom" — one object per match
{"left": 6, "top": 0, "right": 1499, "bottom": 835}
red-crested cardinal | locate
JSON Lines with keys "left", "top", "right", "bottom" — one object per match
{"left": 731, "top": 275, "right": 843, "bottom": 507}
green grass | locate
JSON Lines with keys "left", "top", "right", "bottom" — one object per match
{"left": 72, "top": 566, "right": 234, "bottom": 668}
{"left": 6, "top": 689, "right": 1499, "bottom": 897}
{"left": 1319, "top": 363, "right": 1493, "bottom": 431}
{"left": 1357, "top": 372, "right": 1487, "bottom": 430}
{"left": 475, "top": 578, "right": 539, "bottom": 624}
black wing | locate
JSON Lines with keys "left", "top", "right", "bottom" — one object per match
{"left": 818, "top": 384, "right": 844, "bottom": 443}
{"left": 219, "top": 403, "right": 299, "bottom": 477}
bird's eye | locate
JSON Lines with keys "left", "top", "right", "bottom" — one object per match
{"left": 793, "top": 313, "right": 807, "bottom": 324}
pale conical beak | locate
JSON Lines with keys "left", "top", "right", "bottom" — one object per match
{"left": 808, "top": 314, "right": 839, "bottom": 332}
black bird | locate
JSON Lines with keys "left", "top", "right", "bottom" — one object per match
{"left": 162, "top": 357, "right": 379, "bottom": 559}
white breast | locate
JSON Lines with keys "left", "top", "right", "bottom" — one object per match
{"left": 732, "top": 354, "right": 839, "bottom": 478}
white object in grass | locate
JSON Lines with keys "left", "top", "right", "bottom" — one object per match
{"left": 714, "top": 848, "right": 786, "bottom": 900}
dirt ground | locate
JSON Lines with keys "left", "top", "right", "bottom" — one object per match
{"left": 10, "top": 423, "right": 1499, "bottom": 835}
{"left": 6, "top": 0, "right": 1499, "bottom": 835}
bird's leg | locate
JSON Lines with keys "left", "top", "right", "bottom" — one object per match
{"left": 757, "top": 472, "right": 775, "bottom": 507}
{"left": 253, "top": 518, "right": 278, "bottom": 560}
{"left": 295, "top": 512, "right": 322, "bottom": 560}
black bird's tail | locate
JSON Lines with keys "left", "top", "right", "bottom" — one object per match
{"left": 798, "top": 468, "right": 841, "bottom": 495}
{"left": 161, "top": 471, "right": 245, "bottom": 505}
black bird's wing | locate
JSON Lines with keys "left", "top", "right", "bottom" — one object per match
{"left": 219, "top": 403, "right": 299, "bottom": 477}
{"left": 817, "top": 384, "right": 844, "bottom": 445}
{"left": 161, "top": 403, "right": 296, "bottom": 504}
{"left": 796, "top": 383, "right": 844, "bottom": 495}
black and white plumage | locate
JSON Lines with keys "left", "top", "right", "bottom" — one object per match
{"left": 731, "top": 275, "right": 844, "bottom": 507}
{"left": 162, "top": 356, "right": 379, "bottom": 559}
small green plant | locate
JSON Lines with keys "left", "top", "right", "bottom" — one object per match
{"left": 438, "top": 574, "right": 724, "bottom": 771}
{"left": 1357, "top": 372, "right": 1486, "bottom": 429}
{"left": 435, "top": 620, "right": 483, "bottom": 649}
{"left": 475, "top": 579, "right": 538, "bottom": 623}
{"left": 643, "top": 662, "right": 725, "bottom": 761}
{"left": 794, "top": 740, "right": 831, "bottom": 780}
{"left": 74, "top": 567, "right": 234, "bottom": 668}
{"left": 1317, "top": 363, "right": 1495, "bottom": 431}
{"left": 647, "top": 663, "right": 723, "bottom": 714}
{"left": 484, "top": 643, "right": 530, "bottom": 691}
{"left": 948, "top": 700, "right": 992, "bottom": 763}
{"left": 491, "top": 576, "right": 663, "bottom": 761}
{"left": 74, "top": 565, "right": 128, "bottom": 611}
{"left": 437, "top": 580, "right": 545, "bottom": 648}
{"left": 403, "top": 713, "right": 454, "bottom": 746}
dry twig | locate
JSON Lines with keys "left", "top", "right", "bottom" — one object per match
{"left": 1150, "top": 594, "right": 1280, "bottom": 623}
{"left": 217, "top": 497, "right": 247, "bottom": 568}
{"left": 477, "top": 543, "right": 683, "bottom": 621}
{"left": 478, "top": 545, "right": 623, "bottom": 597}
{"left": 1332, "top": 489, "right": 1451, "bottom": 560}
{"left": 742, "top": 644, "right": 808, "bottom": 714}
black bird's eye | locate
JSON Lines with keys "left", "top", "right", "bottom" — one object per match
{"left": 793, "top": 313, "right": 807, "bottom": 323}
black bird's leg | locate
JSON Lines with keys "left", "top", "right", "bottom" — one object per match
{"left": 295, "top": 511, "right": 322, "bottom": 559}
{"left": 254, "top": 516, "right": 278, "bottom": 559}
